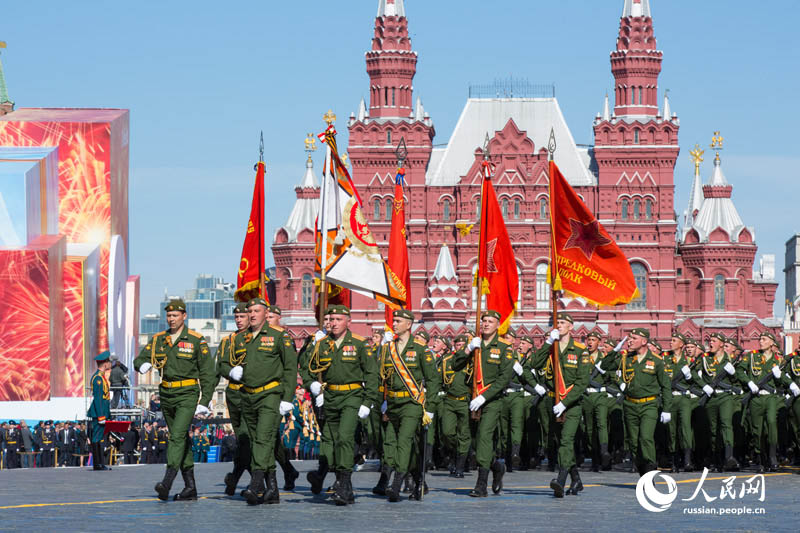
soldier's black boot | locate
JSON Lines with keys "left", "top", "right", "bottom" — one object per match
{"left": 243, "top": 469, "right": 265, "bottom": 505}
{"left": 264, "top": 471, "right": 280, "bottom": 504}
{"left": 454, "top": 454, "right": 466, "bottom": 478}
{"left": 425, "top": 443, "right": 435, "bottom": 471}
{"left": 307, "top": 457, "right": 328, "bottom": 495}
{"left": 155, "top": 467, "right": 178, "bottom": 501}
{"left": 386, "top": 470, "right": 405, "bottom": 502}
{"left": 550, "top": 468, "right": 568, "bottom": 498}
{"left": 409, "top": 473, "right": 429, "bottom": 501}
{"left": 92, "top": 443, "right": 109, "bottom": 471}
{"left": 224, "top": 462, "right": 245, "bottom": 496}
{"left": 469, "top": 467, "right": 489, "bottom": 498}
{"left": 280, "top": 449, "right": 299, "bottom": 491}
{"left": 567, "top": 466, "right": 584, "bottom": 495}
{"left": 600, "top": 443, "right": 612, "bottom": 471}
{"left": 344, "top": 471, "right": 355, "bottom": 504}
{"left": 402, "top": 473, "right": 415, "bottom": 494}
{"left": 331, "top": 472, "right": 349, "bottom": 506}
{"left": 723, "top": 446, "right": 739, "bottom": 471}
{"left": 511, "top": 444, "right": 521, "bottom": 471}
{"left": 683, "top": 449, "right": 694, "bottom": 472}
{"left": 491, "top": 459, "right": 506, "bottom": 494}
{"left": 768, "top": 444, "right": 779, "bottom": 472}
{"left": 372, "top": 464, "right": 391, "bottom": 495}
{"left": 174, "top": 468, "right": 198, "bottom": 501}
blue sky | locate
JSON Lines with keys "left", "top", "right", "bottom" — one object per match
{"left": 2, "top": 0, "right": 797, "bottom": 317}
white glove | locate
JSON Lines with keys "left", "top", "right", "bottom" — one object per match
{"left": 772, "top": 366, "right": 782, "bottom": 379}
{"left": 619, "top": 383, "right": 626, "bottom": 392}
{"left": 310, "top": 381, "right": 322, "bottom": 397}
{"left": 358, "top": 405, "right": 370, "bottom": 419}
{"left": 614, "top": 336, "right": 628, "bottom": 352}
{"left": 382, "top": 331, "right": 394, "bottom": 345}
{"left": 534, "top": 384, "right": 546, "bottom": 397}
{"left": 595, "top": 363, "right": 606, "bottom": 375}
{"left": 681, "top": 365, "right": 691, "bottom": 379}
{"left": 790, "top": 383, "right": 800, "bottom": 397}
{"left": 546, "top": 329, "right": 560, "bottom": 345}
{"left": 315, "top": 394, "right": 324, "bottom": 407}
{"left": 279, "top": 401, "right": 294, "bottom": 416}
{"left": 194, "top": 404, "right": 209, "bottom": 416}
{"left": 425, "top": 411, "right": 434, "bottom": 421}
{"left": 616, "top": 370, "right": 622, "bottom": 379}
{"left": 229, "top": 366, "right": 243, "bottom": 382}
{"left": 98, "top": 419, "right": 106, "bottom": 425}
{"left": 467, "top": 337, "right": 482, "bottom": 352}
{"left": 703, "top": 385, "right": 714, "bottom": 396}
{"left": 659, "top": 412, "right": 671, "bottom": 424}
{"left": 748, "top": 381, "right": 759, "bottom": 394}
{"left": 553, "top": 402, "right": 566, "bottom": 417}
{"left": 138, "top": 362, "right": 152, "bottom": 374}
{"left": 724, "top": 362, "right": 735, "bottom": 375}
{"left": 314, "top": 330, "right": 327, "bottom": 343}
{"left": 469, "top": 395, "right": 486, "bottom": 411}
{"left": 513, "top": 361, "right": 523, "bottom": 376}
{"left": 380, "top": 400, "right": 387, "bottom": 414}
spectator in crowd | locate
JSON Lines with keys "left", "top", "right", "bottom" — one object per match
{"left": 56, "top": 422, "right": 76, "bottom": 466}
{"left": 109, "top": 357, "right": 130, "bottom": 409}
{"left": 149, "top": 393, "right": 161, "bottom": 413}
{"left": 121, "top": 423, "right": 139, "bottom": 464}
{"left": 221, "top": 428, "right": 236, "bottom": 463}
{"left": 19, "top": 421, "right": 34, "bottom": 468}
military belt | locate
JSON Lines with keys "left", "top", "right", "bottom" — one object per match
{"left": 227, "top": 383, "right": 243, "bottom": 391}
{"left": 625, "top": 395, "right": 657, "bottom": 404}
{"left": 446, "top": 393, "right": 469, "bottom": 401}
{"left": 547, "top": 391, "right": 555, "bottom": 398}
{"left": 161, "top": 378, "right": 199, "bottom": 389}
{"left": 327, "top": 383, "right": 362, "bottom": 392}
{"left": 243, "top": 381, "right": 280, "bottom": 394}
{"left": 387, "top": 390, "right": 411, "bottom": 399}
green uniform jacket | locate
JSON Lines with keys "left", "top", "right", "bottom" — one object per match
{"left": 218, "top": 323, "right": 298, "bottom": 403}
{"left": 441, "top": 351, "right": 471, "bottom": 398}
{"left": 782, "top": 352, "right": 800, "bottom": 387}
{"left": 452, "top": 334, "right": 514, "bottom": 403}
{"left": 663, "top": 350, "right": 691, "bottom": 389}
{"left": 86, "top": 370, "right": 111, "bottom": 421}
{"left": 133, "top": 327, "right": 217, "bottom": 407}
{"left": 620, "top": 350, "right": 672, "bottom": 412}
{"left": 214, "top": 332, "right": 238, "bottom": 382}
{"left": 692, "top": 351, "right": 737, "bottom": 391}
{"left": 379, "top": 337, "right": 441, "bottom": 401}
{"left": 528, "top": 337, "right": 591, "bottom": 408}
{"left": 735, "top": 350, "right": 783, "bottom": 391}
{"left": 300, "top": 330, "right": 379, "bottom": 408}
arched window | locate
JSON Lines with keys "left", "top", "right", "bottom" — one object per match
{"left": 633, "top": 199, "right": 641, "bottom": 220}
{"left": 631, "top": 86, "right": 636, "bottom": 105}
{"left": 627, "top": 263, "right": 647, "bottom": 310}
{"left": 442, "top": 199, "right": 451, "bottom": 222}
{"left": 714, "top": 275, "right": 725, "bottom": 310}
{"left": 638, "top": 86, "right": 643, "bottom": 105}
{"left": 536, "top": 263, "right": 550, "bottom": 309}
{"left": 374, "top": 199, "right": 381, "bottom": 221}
{"left": 387, "top": 130, "right": 392, "bottom": 145}
{"left": 539, "top": 198, "right": 548, "bottom": 219}
{"left": 384, "top": 87, "right": 388, "bottom": 106}
{"left": 476, "top": 199, "right": 481, "bottom": 220}
{"left": 301, "top": 274, "right": 313, "bottom": 310}
{"left": 621, "top": 198, "right": 629, "bottom": 220}
{"left": 513, "top": 198, "right": 521, "bottom": 219}
{"left": 501, "top": 198, "right": 509, "bottom": 219}
{"left": 391, "top": 88, "right": 396, "bottom": 107}
{"left": 385, "top": 198, "right": 392, "bottom": 221}
{"left": 633, "top": 129, "right": 640, "bottom": 145}
{"left": 645, "top": 199, "right": 653, "bottom": 220}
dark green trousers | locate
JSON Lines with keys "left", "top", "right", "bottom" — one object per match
{"left": 226, "top": 388, "right": 251, "bottom": 471}
{"left": 240, "top": 390, "right": 281, "bottom": 472}
{"left": 90, "top": 419, "right": 105, "bottom": 444}
{"left": 555, "top": 401, "right": 582, "bottom": 470}
{"left": 499, "top": 391, "right": 526, "bottom": 453}
{"left": 441, "top": 396, "right": 471, "bottom": 456}
{"left": 749, "top": 394, "right": 779, "bottom": 453}
{"left": 537, "top": 394, "right": 554, "bottom": 454}
{"left": 321, "top": 390, "right": 361, "bottom": 472}
{"left": 623, "top": 398, "right": 658, "bottom": 468}
{"left": 668, "top": 393, "right": 695, "bottom": 452}
{"left": 706, "top": 393, "right": 734, "bottom": 452}
{"left": 475, "top": 398, "right": 503, "bottom": 469}
{"left": 160, "top": 385, "right": 200, "bottom": 471}
{"left": 383, "top": 398, "right": 422, "bottom": 473}
{"left": 582, "top": 392, "right": 610, "bottom": 452}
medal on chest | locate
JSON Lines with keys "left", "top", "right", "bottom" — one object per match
{"left": 178, "top": 341, "right": 193, "bottom": 354}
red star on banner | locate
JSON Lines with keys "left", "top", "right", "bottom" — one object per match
{"left": 485, "top": 238, "right": 498, "bottom": 273}
{"left": 563, "top": 218, "right": 612, "bottom": 261}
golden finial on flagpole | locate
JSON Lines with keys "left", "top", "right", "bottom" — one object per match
{"left": 323, "top": 109, "right": 337, "bottom": 126}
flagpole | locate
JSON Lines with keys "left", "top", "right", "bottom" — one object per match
{"left": 547, "top": 128, "right": 565, "bottom": 423}
{"left": 257, "top": 131, "right": 266, "bottom": 300}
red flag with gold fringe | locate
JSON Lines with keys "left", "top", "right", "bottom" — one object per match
{"left": 235, "top": 161, "right": 266, "bottom": 303}
{"left": 384, "top": 168, "right": 411, "bottom": 331}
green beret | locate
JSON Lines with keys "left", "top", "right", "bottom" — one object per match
{"left": 709, "top": 332, "right": 726, "bottom": 343}
{"left": 94, "top": 350, "right": 111, "bottom": 362}
{"left": 247, "top": 297, "right": 268, "bottom": 309}
{"left": 520, "top": 335, "right": 535, "bottom": 345}
{"left": 586, "top": 331, "right": 603, "bottom": 340}
{"left": 454, "top": 334, "right": 469, "bottom": 344}
{"left": 164, "top": 299, "right": 186, "bottom": 312}
{"left": 267, "top": 305, "right": 282, "bottom": 315}
{"left": 481, "top": 310, "right": 501, "bottom": 321}
{"left": 233, "top": 302, "right": 248, "bottom": 314}
{"left": 392, "top": 308, "right": 415, "bottom": 321}
{"left": 557, "top": 312, "right": 573, "bottom": 324}
{"left": 759, "top": 331, "right": 777, "bottom": 344}
{"left": 415, "top": 330, "right": 430, "bottom": 342}
{"left": 630, "top": 327, "right": 650, "bottom": 340}
{"left": 328, "top": 304, "right": 350, "bottom": 316}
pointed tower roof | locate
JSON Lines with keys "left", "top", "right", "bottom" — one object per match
{"left": 662, "top": 91, "right": 671, "bottom": 119}
{"left": 281, "top": 155, "right": 320, "bottom": 243}
{"left": 433, "top": 244, "right": 456, "bottom": 281}
{"left": 690, "top": 152, "right": 750, "bottom": 242}
{"left": 623, "top": 0, "right": 651, "bottom": 18}
{"left": 378, "top": 0, "right": 405, "bottom": 18}
{"left": 602, "top": 93, "right": 610, "bottom": 121}
{"left": 682, "top": 145, "right": 705, "bottom": 238}
{"left": 414, "top": 97, "right": 425, "bottom": 122}
{"left": 357, "top": 97, "right": 368, "bottom": 122}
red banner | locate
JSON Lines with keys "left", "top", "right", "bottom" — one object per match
{"left": 235, "top": 161, "right": 266, "bottom": 303}
{"left": 385, "top": 172, "right": 411, "bottom": 330}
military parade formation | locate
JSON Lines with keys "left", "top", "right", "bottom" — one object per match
{"left": 86, "top": 296, "right": 800, "bottom": 505}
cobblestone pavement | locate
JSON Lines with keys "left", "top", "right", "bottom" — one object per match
{"left": 1, "top": 462, "right": 797, "bottom": 532}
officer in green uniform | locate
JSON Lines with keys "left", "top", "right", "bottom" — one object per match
{"left": 780, "top": 348, "right": 800, "bottom": 460}
{"left": 452, "top": 310, "right": 514, "bottom": 498}
{"left": 134, "top": 299, "right": 217, "bottom": 501}
{"left": 663, "top": 332, "right": 696, "bottom": 471}
{"left": 218, "top": 297, "right": 297, "bottom": 505}
{"left": 378, "top": 309, "right": 440, "bottom": 502}
{"left": 735, "top": 332, "right": 784, "bottom": 472}
{"left": 87, "top": 351, "right": 112, "bottom": 471}
{"left": 618, "top": 328, "right": 672, "bottom": 476}
{"left": 501, "top": 330, "right": 527, "bottom": 470}
{"left": 580, "top": 332, "right": 611, "bottom": 472}
{"left": 526, "top": 313, "right": 590, "bottom": 497}
{"left": 692, "top": 332, "right": 739, "bottom": 471}
{"left": 440, "top": 334, "right": 472, "bottom": 478}
{"left": 300, "top": 305, "right": 379, "bottom": 505}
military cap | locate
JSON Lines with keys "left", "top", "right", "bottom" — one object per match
{"left": 328, "top": 304, "right": 350, "bottom": 316}
{"left": 267, "top": 305, "right": 282, "bottom": 315}
{"left": 520, "top": 335, "right": 535, "bottom": 345}
{"left": 586, "top": 331, "right": 603, "bottom": 340}
{"left": 164, "top": 299, "right": 186, "bottom": 312}
{"left": 557, "top": 312, "right": 574, "bottom": 324}
{"left": 709, "top": 332, "right": 727, "bottom": 343}
{"left": 671, "top": 332, "right": 687, "bottom": 344}
{"left": 760, "top": 331, "right": 777, "bottom": 344}
{"left": 393, "top": 309, "right": 415, "bottom": 321}
{"left": 630, "top": 327, "right": 650, "bottom": 340}
{"left": 233, "top": 302, "right": 248, "bottom": 314}
{"left": 437, "top": 336, "right": 452, "bottom": 350}
{"left": 481, "top": 310, "right": 502, "bottom": 321}
{"left": 603, "top": 337, "right": 617, "bottom": 347}
{"left": 726, "top": 338, "right": 742, "bottom": 351}
{"left": 415, "top": 330, "right": 430, "bottom": 342}
{"left": 324, "top": 306, "right": 335, "bottom": 316}
{"left": 94, "top": 350, "right": 111, "bottom": 362}
{"left": 684, "top": 336, "right": 697, "bottom": 346}
{"left": 504, "top": 329, "right": 517, "bottom": 338}
{"left": 8, "top": 420, "right": 16, "bottom": 425}
{"left": 649, "top": 340, "right": 662, "bottom": 352}
{"left": 247, "top": 297, "right": 269, "bottom": 309}
{"left": 454, "top": 334, "right": 469, "bottom": 344}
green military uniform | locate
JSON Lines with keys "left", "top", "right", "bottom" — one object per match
{"left": 581, "top": 334, "right": 613, "bottom": 471}
{"left": 662, "top": 343, "right": 696, "bottom": 471}
{"left": 134, "top": 299, "right": 217, "bottom": 501}
{"left": 499, "top": 347, "right": 527, "bottom": 469}
{"left": 619, "top": 331, "right": 672, "bottom": 475}
{"left": 87, "top": 351, "right": 112, "bottom": 471}
{"left": 440, "top": 346, "right": 472, "bottom": 477}
{"left": 781, "top": 350, "right": 800, "bottom": 459}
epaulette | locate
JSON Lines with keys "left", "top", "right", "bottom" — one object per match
{"left": 187, "top": 329, "right": 204, "bottom": 339}
{"left": 653, "top": 352, "right": 663, "bottom": 360}
{"left": 351, "top": 333, "right": 365, "bottom": 342}
{"left": 574, "top": 341, "right": 585, "bottom": 349}
{"left": 414, "top": 338, "right": 427, "bottom": 347}
{"left": 271, "top": 325, "right": 285, "bottom": 332}
{"left": 498, "top": 338, "right": 511, "bottom": 346}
